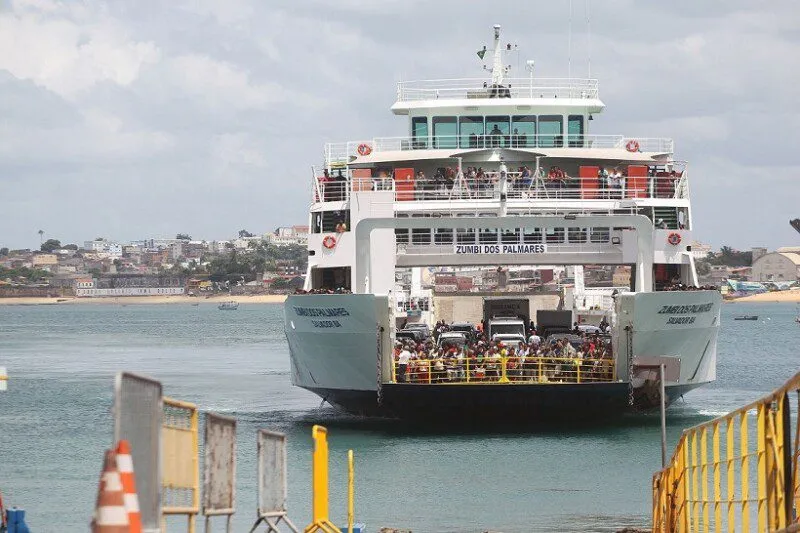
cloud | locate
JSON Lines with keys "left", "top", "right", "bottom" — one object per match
{"left": 0, "top": 0, "right": 798, "bottom": 251}
{"left": 0, "top": 2, "right": 160, "bottom": 98}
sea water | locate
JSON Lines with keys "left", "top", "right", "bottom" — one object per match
{"left": 0, "top": 302, "right": 797, "bottom": 532}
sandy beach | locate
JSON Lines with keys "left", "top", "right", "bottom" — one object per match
{"left": 0, "top": 294, "right": 288, "bottom": 306}
{"left": 729, "top": 290, "right": 800, "bottom": 303}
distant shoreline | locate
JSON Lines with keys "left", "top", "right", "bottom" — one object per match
{"left": 0, "top": 294, "right": 288, "bottom": 306}
{"left": 728, "top": 290, "right": 800, "bottom": 304}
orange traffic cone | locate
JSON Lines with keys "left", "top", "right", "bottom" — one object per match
{"left": 115, "top": 440, "right": 142, "bottom": 533}
{"left": 92, "top": 450, "right": 130, "bottom": 533}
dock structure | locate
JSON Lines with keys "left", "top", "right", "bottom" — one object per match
{"left": 653, "top": 371, "right": 800, "bottom": 532}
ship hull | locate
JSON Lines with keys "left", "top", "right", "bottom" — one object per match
{"left": 284, "top": 291, "right": 721, "bottom": 420}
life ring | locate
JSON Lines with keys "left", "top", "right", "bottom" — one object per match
{"left": 667, "top": 232, "right": 682, "bottom": 246}
{"left": 625, "top": 140, "right": 640, "bottom": 153}
{"left": 357, "top": 143, "right": 372, "bottom": 156}
{"left": 322, "top": 235, "right": 337, "bottom": 249}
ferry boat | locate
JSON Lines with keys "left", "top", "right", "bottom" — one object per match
{"left": 283, "top": 26, "right": 722, "bottom": 419}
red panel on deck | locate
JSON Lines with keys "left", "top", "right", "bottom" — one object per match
{"left": 579, "top": 166, "right": 600, "bottom": 199}
{"left": 394, "top": 168, "right": 415, "bottom": 201}
{"left": 351, "top": 168, "right": 372, "bottom": 192}
{"left": 626, "top": 165, "right": 649, "bottom": 198}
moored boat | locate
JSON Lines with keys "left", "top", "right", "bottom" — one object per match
{"left": 218, "top": 301, "right": 239, "bottom": 310}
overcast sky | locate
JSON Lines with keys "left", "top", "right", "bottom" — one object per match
{"left": 1, "top": 0, "right": 798, "bottom": 251}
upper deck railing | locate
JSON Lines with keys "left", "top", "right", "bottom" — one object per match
{"left": 395, "top": 78, "right": 599, "bottom": 102}
{"left": 313, "top": 171, "right": 689, "bottom": 205}
{"left": 324, "top": 134, "right": 675, "bottom": 167}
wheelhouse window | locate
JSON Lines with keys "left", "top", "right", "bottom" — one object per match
{"left": 411, "top": 117, "right": 428, "bottom": 149}
{"left": 511, "top": 116, "right": 536, "bottom": 148}
{"left": 459, "top": 116, "right": 484, "bottom": 149}
{"left": 522, "top": 228, "right": 542, "bottom": 243}
{"left": 590, "top": 227, "right": 610, "bottom": 243}
{"left": 567, "top": 227, "right": 588, "bottom": 243}
{"left": 479, "top": 227, "right": 498, "bottom": 244}
{"left": 434, "top": 228, "right": 454, "bottom": 245}
{"left": 545, "top": 227, "right": 565, "bottom": 244}
{"left": 538, "top": 115, "right": 563, "bottom": 147}
{"left": 501, "top": 229, "right": 520, "bottom": 244}
{"left": 567, "top": 115, "right": 584, "bottom": 148}
{"left": 432, "top": 117, "right": 457, "bottom": 149}
{"left": 485, "top": 116, "right": 510, "bottom": 148}
{"left": 456, "top": 227, "right": 476, "bottom": 244}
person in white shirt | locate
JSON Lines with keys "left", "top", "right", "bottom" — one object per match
{"left": 397, "top": 346, "right": 412, "bottom": 382}
{"left": 527, "top": 333, "right": 541, "bottom": 347}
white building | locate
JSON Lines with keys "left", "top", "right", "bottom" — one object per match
{"left": 83, "top": 240, "right": 122, "bottom": 257}
{"left": 266, "top": 225, "right": 310, "bottom": 246}
{"left": 751, "top": 247, "right": 800, "bottom": 282}
{"left": 690, "top": 241, "right": 712, "bottom": 260}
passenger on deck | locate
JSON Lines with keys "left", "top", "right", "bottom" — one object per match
{"left": 397, "top": 344, "right": 412, "bottom": 382}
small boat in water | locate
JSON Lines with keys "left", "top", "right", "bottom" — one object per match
{"left": 734, "top": 315, "right": 758, "bottom": 321}
{"left": 218, "top": 301, "right": 239, "bottom": 310}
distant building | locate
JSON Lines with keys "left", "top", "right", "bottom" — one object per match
{"left": 612, "top": 266, "right": 631, "bottom": 286}
{"left": 751, "top": 247, "right": 768, "bottom": 262}
{"left": 32, "top": 254, "right": 58, "bottom": 266}
{"left": 83, "top": 240, "right": 122, "bottom": 257}
{"left": 690, "top": 241, "right": 712, "bottom": 260}
{"left": 751, "top": 248, "right": 800, "bottom": 282}
{"left": 266, "top": 226, "right": 309, "bottom": 246}
{"left": 75, "top": 274, "right": 185, "bottom": 297}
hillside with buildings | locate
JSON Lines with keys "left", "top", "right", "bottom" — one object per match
{"left": 0, "top": 226, "right": 309, "bottom": 298}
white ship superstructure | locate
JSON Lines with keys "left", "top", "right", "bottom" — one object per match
{"left": 284, "top": 26, "right": 721, "bottom": 418}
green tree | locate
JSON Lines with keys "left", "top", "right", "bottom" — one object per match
{"left": 0, "top": 247, "right": 8, "bottom": 256}
{"left": 176, "top": 233, "right": 191, "bottom": 240}
{"left": 63, "top": 244, "right": 78, "bottom": 251}
{"left": 40, "top": 239, "right": 62, "bottom": 253}
{"left": 238, "top": 229, "right": 254, "bottom": 238}
{"left": 87, "top": 267, "right": 102, "bottom": 277}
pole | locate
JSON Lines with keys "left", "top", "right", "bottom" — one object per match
{"left": 347, "top": 450, "right": 354, "bottom": 533}
{"left": 660, "top": 364, "right": 667, "bottom": 468}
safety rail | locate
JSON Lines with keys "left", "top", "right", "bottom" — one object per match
{"left": 652, "top": 371, "right": 800, "bottom": 532}
{"left": 395, "top": 77, "right": 599, "bottom": 101}
{"left": 324, "top": 135, "right": 675, "bottom": 167}
{"left": 313, "top": 174, "right": 687, "bottom": 204}
{"left": 392, "top": 355, "right": 615, "bottom": 385}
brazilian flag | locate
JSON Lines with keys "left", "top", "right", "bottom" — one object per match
{"left": 477, "top": 47, "right": 486, "bottom": 60}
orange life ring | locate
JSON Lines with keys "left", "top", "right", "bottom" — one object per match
{"left": 322, "top": 235, "right": 337, "bottom": 249}
{"left": 625, "top": 140, "right": 640, "bottom": 152}
{"left": 357, "top": 143, "right": 372, "bottom": 156}
{"left": 667, "top": 232, "right": 682, "bottom": 246}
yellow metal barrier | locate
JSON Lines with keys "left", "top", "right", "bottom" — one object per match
{"left": 393, "top": 355, "right": 615, "bottom": 385}
{"left": 304, "top": 425, "right": 338, "bottom": 533}
{"left": 653, "top": 371, "right": 800, "bottom": 532}
{"left": 347, "top": 449, "right": 354, "bottom": 533}
{"left": 162, "top": 396, "right": 199, "bottom": 533}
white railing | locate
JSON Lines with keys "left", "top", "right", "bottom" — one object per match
{"left": 312, "top": 172, "right": 688, "bottom": 204}
{"left": 396, "top": 78, "right": 599, "bottom": 101}
{"left": 324, "top": 135, "right": 675, "bottom": 166}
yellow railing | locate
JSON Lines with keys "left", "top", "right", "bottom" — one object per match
{"left": 393, "top": 355, "right": 615, "bottom": 385}
{"left": 653, "top": 371, "right": 800, "bottom": 532}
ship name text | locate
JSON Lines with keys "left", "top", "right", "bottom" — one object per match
{"left": 454, "top": 244, "right": 547, "bottom": 255}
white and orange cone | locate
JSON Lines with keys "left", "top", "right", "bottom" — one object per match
{"left": 92, "top": 449, "right": 130, "bottom": 533}
{"left": 115, "top": 440, "right": 142, "bottom": 533}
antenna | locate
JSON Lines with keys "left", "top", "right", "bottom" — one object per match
{"left": 568, "top": 0, "right": 573, "bottom": 78}
{"left": 586, "top": 0, "right": 592, "bottom": 78}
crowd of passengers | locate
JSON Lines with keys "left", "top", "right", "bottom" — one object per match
{"left": 394, "top": 322, "right": 614, "bottom": 384}
{"left": 318, "top": 165, "right": 680, "bottom": 201}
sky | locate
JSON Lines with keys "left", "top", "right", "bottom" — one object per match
{"left": 0, "top": 0, "right": 798, "bottom": 251}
